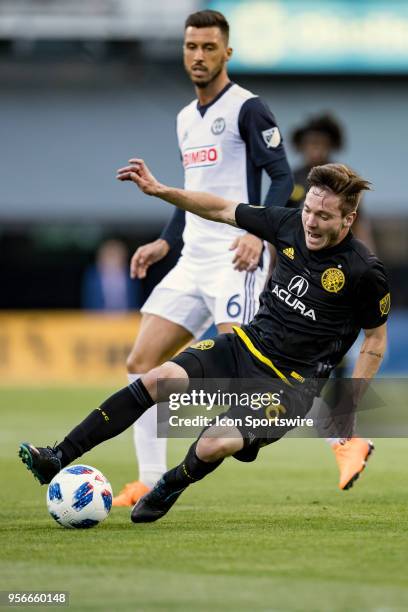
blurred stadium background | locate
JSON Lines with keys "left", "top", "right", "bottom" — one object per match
{"left": 1, "top": 0, "right": 407, "bottom": 386}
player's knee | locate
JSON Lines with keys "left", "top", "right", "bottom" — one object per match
{"left": 197, "top": 436, "right": 238, "bottom": 462}
{"left": 126, "top": 349, "right": 158, "bottom": 374}
{"left": 141, "top": 362, "right": 188, "bottom": 399}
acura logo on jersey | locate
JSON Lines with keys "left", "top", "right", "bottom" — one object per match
{"left": 211, "top": 117, "right": 225, "bottom": 135}
{"left": 182, "top": 144, "right": 221, "bottom": 169}
{"left": 271, "top": 278, "right": 316, "bottom": 321}
{"left": 288, "top": 276, "right": 309, "bottom": 298}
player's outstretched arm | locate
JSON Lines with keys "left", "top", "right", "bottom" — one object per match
{"left": 117, "top": 159, "right": 239, "bottom": 226}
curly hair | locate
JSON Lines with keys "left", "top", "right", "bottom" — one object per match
{"left": 292, "top": 113, "right": 344, "bottom": 151}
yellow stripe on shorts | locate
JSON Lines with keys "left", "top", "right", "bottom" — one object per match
{"left": 232, "top": 326, "right": 292, "bottom": 386}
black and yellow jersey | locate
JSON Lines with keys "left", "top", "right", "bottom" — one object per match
{"left": 235, "top": 205, "right": 390, "bottom": 378}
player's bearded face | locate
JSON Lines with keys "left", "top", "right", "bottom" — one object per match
{"left": 302, "top": 188, "right": 355, "bottom": 251}
{"left": 183, "top": 26, "right": 231, "bottom": 88}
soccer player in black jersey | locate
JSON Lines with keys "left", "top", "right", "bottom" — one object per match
{"left": 286, "top": 113, "right": 378, "bottom": 486}
{"left": 19, "top": 162, "right": 390, "bottom": 523}
{"left": 288, "top": 112, "right": 375, "bottom": 252}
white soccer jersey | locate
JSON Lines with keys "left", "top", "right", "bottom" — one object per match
{"left": 143, "top": 83, "right": 291, "bottom": 333}
{"left": 176, "top": 83, "right": 285, "bottom": 260}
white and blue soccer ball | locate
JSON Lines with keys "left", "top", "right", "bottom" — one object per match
{"left": 46, "top": 465, "right": 113, "bottom": 529}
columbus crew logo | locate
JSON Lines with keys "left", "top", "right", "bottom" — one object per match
{"left": 265, "top": 403, "right": 286, "bottom": 421}
{"left": 379, "top": 292, "right": 391, "bottom": 316}
{"left": 321, "top": 268, "right": 345, "bottom": 293}
{"left": 191, "top": 339, "right": 215, "bottom": 351}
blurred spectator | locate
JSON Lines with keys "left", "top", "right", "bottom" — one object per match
{"left": 288, "top": 112, "right": 375, "bottom": 250}
{"left": 81, "top": 239, "right": 140, "bottom": 311}
{"left": 288, "top": 113, "right": 344, "bottom": 205}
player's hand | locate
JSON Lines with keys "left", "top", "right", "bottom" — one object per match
{"left": 130, "top": 239, "right": 170, "bottom": 279}
{"left": 229, "top": 234, "right": 263, "bottom": 271}
{"left": 116, "top": 159, "right": 161, "bottom": 196}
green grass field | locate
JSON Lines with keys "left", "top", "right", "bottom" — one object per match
{"left": 1, "top": 387, "right": 407, "bottom": 611}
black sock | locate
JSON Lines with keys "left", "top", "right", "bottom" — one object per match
{"left": 56, "top": 380, "right": 154, "bottom": 467}
{"left": 163, "top": 441, "right": 224, "bottom": 489}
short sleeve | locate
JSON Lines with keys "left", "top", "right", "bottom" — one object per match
{"left": 354, "top": 261, "right": 390, "bottom": 329}
{"left": 238, "top": 97, "right": 287, "bottom": 167}
{"left": 235, "top": 204, "right": 298, "bottom": 245}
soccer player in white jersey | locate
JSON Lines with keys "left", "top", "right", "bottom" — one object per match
{"left": 113, "top": 10, "right": 295, "bottom": 506}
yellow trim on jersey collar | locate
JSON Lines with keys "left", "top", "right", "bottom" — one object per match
{"left": 232, "top": 326, "right": 292, "bottom": 386}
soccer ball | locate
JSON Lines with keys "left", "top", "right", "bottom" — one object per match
{"left": 46, "top": 465, "right": 113, "bottom": 529}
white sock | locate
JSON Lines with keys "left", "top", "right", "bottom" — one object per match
{"left": 326, "top": 437, "right": 345, "bottom": 446}
{"left": 326, "top": 437, "right": 339, "bottom": 445}
{"left": 128, "top": 373, "right": 167, "bottom": 488}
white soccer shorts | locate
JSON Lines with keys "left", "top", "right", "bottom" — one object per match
{"left": 141, "top": 249, "right": 270, "bottom": 337}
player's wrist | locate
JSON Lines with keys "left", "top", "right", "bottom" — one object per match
{"left": 154, "top": 182, "right": 169, "bottom": 198}
{"left": 156, "top": 238, "right": 170, "bottom": 255}
{"left": 156, "top": 184, "right": 186, "bottom": 210}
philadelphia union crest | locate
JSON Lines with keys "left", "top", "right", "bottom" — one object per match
{"left": 211, "top": 117, "right": 226, "bottom": 135}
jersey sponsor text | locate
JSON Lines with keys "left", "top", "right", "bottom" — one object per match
{"left": 271, "top": 283, "right": 316, "bottom": 321}
{"left": 182, "top": 144, "right": 221, "bottom": 169}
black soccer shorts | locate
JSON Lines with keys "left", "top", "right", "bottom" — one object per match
{"left": 171, "top": 333, "right": 318, "bottom": 462}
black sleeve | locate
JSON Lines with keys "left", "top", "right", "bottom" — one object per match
{"left": 238, "top": 97, "right": 288, "bottom": 167}
{"left": 238, "top": 97, "right": 294, "bottom": 207}
{"left": 263, "top": 159, "right": 294, "bottom": 207}
{"left": 235, "top": 204, "right": 298, "bottom": 245}
{"left": 354, "top": 261, "right": 390, "bottom": 329}
{"left": 159, "top": 208, "right": 185, "bottom": 249}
